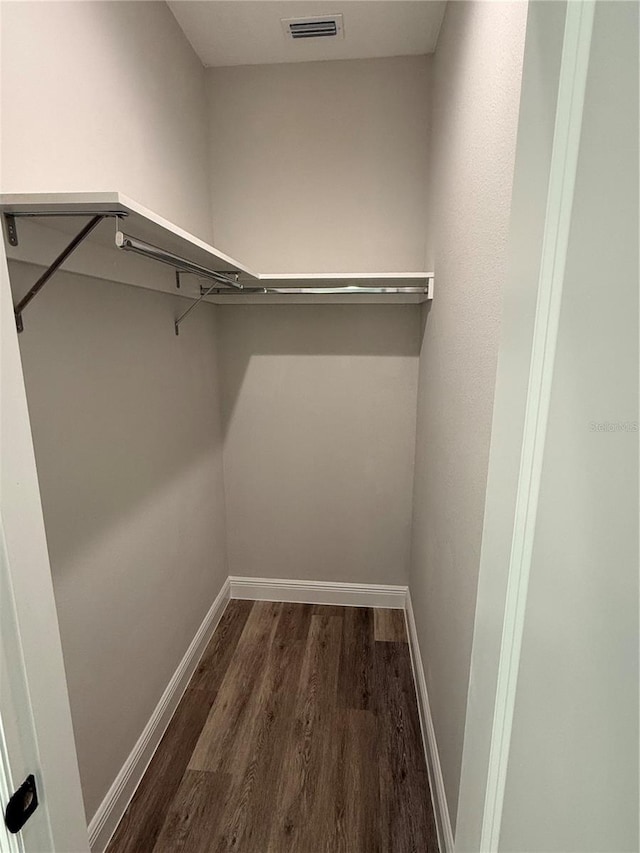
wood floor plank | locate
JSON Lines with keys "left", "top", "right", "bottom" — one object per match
{"left": 333, "top": 709, "right": 380, "bottom": 853}
{"left": 374, "top": 608, "right": 408, "bottom": 643}
{"left": 110, "top": 603, "right": 437, "bottom": 853}
{"left": 267, "top": 614, "right": 343, "bottom": 852}
{"left": 189, "top": 600, "right": 254, "bottom": 694}
{"left": 211, "top": 604, "right": 312, "bottom": 851}
{"left": 152, "top": 770, "right": 231, "bottom": 853}
{"left": 375, "top": 641, "right": 438, "bottom": 852}
{"left": 275, "top": 602, "right": 314, "bottom": 643}
{"left": 338, "top": 607, "right": 374, "bottom": 710}
{"left": 107, "top": 688, "right": 214, "bottom": 853}
{"left": 188, "top": 601, "right": 281, "bottom": 774}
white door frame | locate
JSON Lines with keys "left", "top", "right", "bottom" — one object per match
{"left": 480, "top": 1, "right": 596, "bottom": 847}
{"left": 455, "top": 2, "right": 597, "bottom": 850}
{"left": 1, "top": 236, "right": 89, "bottom": 851}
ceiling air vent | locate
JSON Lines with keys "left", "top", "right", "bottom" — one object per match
{"left": 281, "top": 14, "right": 344, "bottom": 41}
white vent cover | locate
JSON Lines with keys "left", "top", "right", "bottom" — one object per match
{"left": 281, "top": 14, "right": 344, "bottom": 41}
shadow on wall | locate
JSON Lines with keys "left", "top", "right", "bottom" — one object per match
{"left": 217, "top": 303, "right": 425, "bottom": 438}
{"left": 8, "top": 261, "right": 226, "bottom": 576}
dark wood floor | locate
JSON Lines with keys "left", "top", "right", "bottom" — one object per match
{"left": 107, "top": 601, "right": 438, "bottom": 853}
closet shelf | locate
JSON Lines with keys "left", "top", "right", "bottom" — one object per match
{"left": 1, "top": 191, "right": 257, "bottom": 278}
{"left": 1, "top": 192, "right": 434, "bottom": 331}
{"left": 205, "top": 273, "right": 433, "bottom": 305}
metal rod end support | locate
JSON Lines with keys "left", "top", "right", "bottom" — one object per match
{"left": 4, "top": 214, "right": 18, "bottom": 247}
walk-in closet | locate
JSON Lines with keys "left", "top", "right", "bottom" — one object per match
{"left": 1, "top": 2, "right": 637, "bottom": 852}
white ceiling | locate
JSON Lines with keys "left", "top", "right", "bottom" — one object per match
{"left": 167, "top": 1, "right": 446, "bottom": 67}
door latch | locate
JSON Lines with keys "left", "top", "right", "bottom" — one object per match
{"left": 4, "top": 774, "right": 38, "bottom": 834}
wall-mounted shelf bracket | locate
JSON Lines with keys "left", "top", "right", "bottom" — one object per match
{"left": 174, "top": 276, "right": 222, "bottom": 336}
{"left": 12, "top": 214, "right": 108, "bottom": 333}
{"left": 175, "top": 269, "right": 243, "bottom": 335}
{"left": 4, "top": 208, "right": 126, "bottom": 250}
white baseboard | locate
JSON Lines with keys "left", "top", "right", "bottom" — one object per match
{"left": 87, "top": 578, "right": 231, "bottom": 853}
{"left": 405, "top": 591, "right": 455, "bottom": 853}
{"left": 229, "top": 575, "right": 407, "bottom": 609}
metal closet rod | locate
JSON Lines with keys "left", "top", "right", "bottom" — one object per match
{"left": 210, "top": 285, "right": 432, "bottom": 295}
{"left": 115, "top": 231, "right": 243, "bottom": 290}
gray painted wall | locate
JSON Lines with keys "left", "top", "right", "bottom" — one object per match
{"left": 206, "top": 56, "right": 432, "bottom": 272}
{"left": 1, "top": 0, "right": 213, "bottom": 241}
{"left": 206, "top": 55, "right": 432, "bottom": 591}
{"left": 409, "top": 0, "right": 527, "bottom": 830}
{"left": 218, "top": 304, "right": 420, "bottom": 585}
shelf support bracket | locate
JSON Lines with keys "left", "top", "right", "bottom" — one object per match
{"left": 13, "top": 214, "right": 106, "bottom": 333}
{"left": 174, "top": 277, "right": 219, "bottom": 336}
